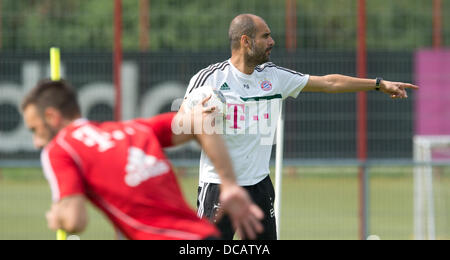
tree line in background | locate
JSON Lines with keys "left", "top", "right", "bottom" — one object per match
{"left": 0, "top": 0, "right": 447, "bottom": 51}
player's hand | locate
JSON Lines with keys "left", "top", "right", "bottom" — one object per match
{"left": 191, "top": 95, "right": 219, "bottom": 133}
{"left": 174, "top": 95, "right": 218, "bottom": 136}
{"left": 179, "top": 94, "right": 217, "bottom": 117}
{"left": 216, "top": 184, "right": 264, "bottom": 240}
{"left": 46, "top": 204, "right": 62, "bottom": 231}
{"left": 379, "top": 80, "right": 419, "bottom": 99}
{"left": 193, "top": 94, "right": 217, "bottom": 117}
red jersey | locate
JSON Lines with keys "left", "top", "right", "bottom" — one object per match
{"left": 41, "top": 113, "right": 219, "bottom": 240}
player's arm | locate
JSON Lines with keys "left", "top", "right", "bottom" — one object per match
{"left": 172, "top": 97, "right": 237, "bottom": 185}
{"left": 46, "top": 195, "right": 88, "bottom": 234}
{"left": 171, "top": 95, "right": 218, "bottom": 146}
{"left": 172, "top": 97, "right": 264, "bottom": 239}
{"left": 41, "top": 145, "right": 88, "bottom": 234}
{"left": 172, "top": 96, "right": 239, "bottom": 186}
{"left": 195, "top": 130, "right": 264, "bottom": 240}
{"left": 303, "top": 75, "right": 419, "bottom": 99}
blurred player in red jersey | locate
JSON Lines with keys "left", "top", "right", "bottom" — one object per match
{"left": 21, "top": 79, "right": 263, "bottom": 240}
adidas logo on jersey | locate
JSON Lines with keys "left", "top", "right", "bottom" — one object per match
{"left": 124, "top": 147, "right": 170, "bottom": 187}
{"left": 220, "top": 82, "right": 230, "bottom": 91}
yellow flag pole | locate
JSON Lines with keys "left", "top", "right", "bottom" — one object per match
{"left": 50, "top": 47, "right": 67, "bottom": 241}
{"left": 50, "top": 47, "right": 61, "bottom": 80}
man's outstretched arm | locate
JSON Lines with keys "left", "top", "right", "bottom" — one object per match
{"left": 303, "top": 74, "right": 419, "bottom": 99}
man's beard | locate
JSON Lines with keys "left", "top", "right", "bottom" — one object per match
{"left": 246, "top": 40, "right": 271, "bottom": 66}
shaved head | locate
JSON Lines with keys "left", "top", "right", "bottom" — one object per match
{"left": 228, "top": 14, "right": 263, "bottom": 50}
{"left": 228, "top": 14, "right": 275, "bottom": 70}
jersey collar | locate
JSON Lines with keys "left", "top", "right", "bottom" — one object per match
{"left": 72, "top": 118, "right": 88, "bottom": 127}
{"left": 228, "top": 59, "right": 255, "bottom": 79}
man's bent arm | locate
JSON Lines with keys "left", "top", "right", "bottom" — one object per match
{"left": 194, "top": 133, "right": 237, "bottom": 187}
{"left": 46, "top": 195, "right": 88, "bottom": 234}
{"left": 171, "top": 98, "right": 264, "bottom": 239}
{"left": 172, "top": 99, "right": 236, "bottom": 186}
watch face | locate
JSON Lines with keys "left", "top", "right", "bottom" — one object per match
{"left": 376, "top": 77, "right": 382, "bottom": 86}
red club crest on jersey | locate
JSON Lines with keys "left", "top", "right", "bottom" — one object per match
{"left": 260, "top": 80, "right": 272, "bottom": 91}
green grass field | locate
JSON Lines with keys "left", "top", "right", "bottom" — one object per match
{"left": 0, "top": 166, "right": 449, "bottom": 240}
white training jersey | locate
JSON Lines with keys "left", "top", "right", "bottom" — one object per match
{"left": 184, "top": 59, "right": 309, "bottom": 186}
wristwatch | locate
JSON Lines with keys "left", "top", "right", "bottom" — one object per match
{"left": 375, "top": 77, "right": 383, "bottom": 91}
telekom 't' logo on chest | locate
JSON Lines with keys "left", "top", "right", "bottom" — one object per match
{"left": 226, "top": 104, "right": 269, "bottom": 129}
{"left": 225, "top": 95, "right": 282, "bottom": 130}
{"left": 223, "top": 99, "right": 281, "bottom": 145}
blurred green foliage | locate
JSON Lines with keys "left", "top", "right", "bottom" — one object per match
{"left": 0, "top": 0, "right": 447, "bottom": 51}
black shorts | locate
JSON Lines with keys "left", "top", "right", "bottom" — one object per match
{"left": 197, "top": 175, "right": 277, "bottom": 240}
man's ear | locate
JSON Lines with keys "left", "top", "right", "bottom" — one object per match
{"left": 44, "top": 107, "right": 63, "bottom": 128}
{"left": 240, "top": 35, "right": 251, "bottom": 49}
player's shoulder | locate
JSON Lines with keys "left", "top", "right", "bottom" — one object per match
{"left": 188, "top": 60, "right": 230, "bottom": 91}
{"left": 255, "top": 62, "right": 305, "bottom": 77}
{"left": 255, "top": 62, "right": 277, "bottom": 72}
{"left": 193, "top": 60, "right": 230, "bottom": 78}
{"left": 199, "top": 60, "right": 230, "bottom": 72}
